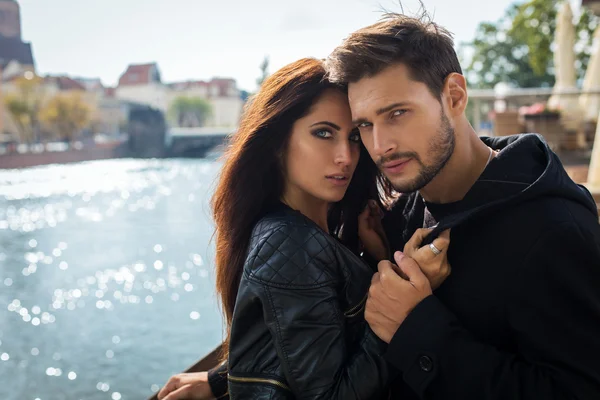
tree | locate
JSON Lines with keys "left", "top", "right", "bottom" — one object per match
{"left": 4, "top": 74, "right": 45, "bottom": 143}
{"left": 39, "top": 92, "right": 92, "bottom": 142}
{"left": 256, "top": 56, "right": 270, "bottom": 88}
{"left": 462, "top": 0, "right": 599, "bottom": 89}
{"left": 169, "top": 96, "right": 212, "bottom": 127}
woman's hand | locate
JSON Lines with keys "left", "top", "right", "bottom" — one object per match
{"left": 358, "top": 200, "right": 389, "bottom": 262}
{"left": 157, "top": 371, "right": 215, "bottom": 400}
{"left": 403, "top": 228, "right": 451, "bottom": 290}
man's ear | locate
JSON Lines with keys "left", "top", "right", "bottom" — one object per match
{"left": 443, "top": 73, "right": 468, "bottom": 117}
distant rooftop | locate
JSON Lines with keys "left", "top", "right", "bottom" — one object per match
{"left": 0, "top": 37, "right": 34, "bottom": 69}
{"left": 118, "top": 63, "right": 161, "bottom": 86}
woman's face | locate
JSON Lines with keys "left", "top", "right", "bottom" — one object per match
{"left": 283, "top": 89, "right": 361, "bottom": 205}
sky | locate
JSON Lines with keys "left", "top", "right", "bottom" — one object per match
{"left": 16, "top": 0, "right": 583, "bottom": 92}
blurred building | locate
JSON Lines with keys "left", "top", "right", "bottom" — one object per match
{"left": 115, "top": 63, "right": 167, "bottom": 113}
{"left": 582, "top": 0, "right": 600, "bottom": 15}
{"left": 0, "top": 0, "right": 35, "bottom": 78}
{"left": 167, "top": 78, "right": 243, "bottom": 127}
{"left": 115, "top": 62, "right": 243, "bottom": 128}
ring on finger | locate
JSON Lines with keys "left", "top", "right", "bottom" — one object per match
{"left": 429, "top": 242, "right": 442, "bottom": 256}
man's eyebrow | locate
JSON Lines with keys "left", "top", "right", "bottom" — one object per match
{"left": 352, "top": 117, "right": 369, "bottom": 126}
{"left": 353, "top": 102, "right": 412, "bottom": 126}
{"left": 375, "top": 102, "right": 411, "bottom": 116}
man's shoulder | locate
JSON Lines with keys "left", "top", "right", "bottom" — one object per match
{"left": 507, "top": 195, "right": 596, "bottom": 227}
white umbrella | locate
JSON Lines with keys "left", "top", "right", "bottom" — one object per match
{"left": 548, "top": 2, "right": 580, "bottom": 113}
{"left": 587, "top": 106, "right": 600, "bottom": 189}
{"left": 548, "top": 1, "right": 583, "bottom": 142}
{"left": 579, "top": 25, "right": 600, "bottom": 122}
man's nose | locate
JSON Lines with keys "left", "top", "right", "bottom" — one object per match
{"left": 372, "top": 125, "right": 396, "bottom": 158}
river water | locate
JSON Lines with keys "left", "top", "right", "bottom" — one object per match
{"left": 0, "top": 158, "right": 224, "bottom": 400}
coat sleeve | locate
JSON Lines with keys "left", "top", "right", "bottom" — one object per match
{"left": 207, "top": 362, "right": 228, "bottom": 399}
{"left": 384, "top": 221, "right": 600, "bottom": 399}
{"left": 238, "top": 224, "right": 389, "bottom": 399}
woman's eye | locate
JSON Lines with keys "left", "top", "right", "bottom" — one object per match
{"left": 313, "top": 129, "right": 333, "bottom": 138}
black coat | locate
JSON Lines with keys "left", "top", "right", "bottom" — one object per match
{"left": 226, "top": 204, "right": 389, "bottom": 399}
{"left": 209, "top": 134, "right": 600, "bottom": 399}
{"left": 383, "top": 134, "right": 600, "bottom": 399}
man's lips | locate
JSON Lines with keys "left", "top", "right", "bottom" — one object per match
{"left": 381, "top": 159, "right": 412, "bottom": 173}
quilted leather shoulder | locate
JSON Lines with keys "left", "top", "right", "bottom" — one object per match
{"left": 245, "top": 209, "right": 339, "bottom": 288}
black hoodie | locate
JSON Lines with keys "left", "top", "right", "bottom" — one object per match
{"left": 383, "top": 134, "right": 600, "bottom": 400}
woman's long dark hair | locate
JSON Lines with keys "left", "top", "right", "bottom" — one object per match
{"left": 211, "top": 58, "right": 391, "bottom": 359}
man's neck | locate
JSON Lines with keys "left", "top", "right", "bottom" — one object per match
{"left": 419, "top": 127, "right": 493, "bottom": 204}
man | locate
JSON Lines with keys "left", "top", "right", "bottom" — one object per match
{"left": 159, "top": 12, "right": 600, "bottom": 400}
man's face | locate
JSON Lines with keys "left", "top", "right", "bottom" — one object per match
{"left": 348, "top": 63, "right": 455, "bottom": 193}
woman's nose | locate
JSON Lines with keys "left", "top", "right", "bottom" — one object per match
{"left": 334, "top": 141, "right": 353, "bottom": 166}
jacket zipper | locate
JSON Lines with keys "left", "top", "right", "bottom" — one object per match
{"left": 344, "top": 293, "right": 368, "bottom": 318}
{"left": 228, "top": 375, "right": 291, "bottom": 391}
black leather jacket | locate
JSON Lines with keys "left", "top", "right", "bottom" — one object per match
{"left": 228, "top": 204, "right": 389, "bottom": 399}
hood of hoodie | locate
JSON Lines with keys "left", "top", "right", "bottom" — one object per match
{"left": 408, "top": 134, "right": 597, "bottom": 239}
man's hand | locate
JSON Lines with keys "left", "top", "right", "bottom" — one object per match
{"left": 157, "top": 371, "right": 215, "bottom": 400}
{"left": 404, "top": 228, "right": 451, "bottom": 290}
{"left": 365, "top": 252, "right": 433, "bottom": 343}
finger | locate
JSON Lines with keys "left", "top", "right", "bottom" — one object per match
{"left": 157, "top": 377, "right": 178, "bottom": 400}
{"left": 158, "top": 377, "right": 179, "bottom": 400}
{"left": 371, "top": 271, "right": 380, "bottom": 285}
{"left": 368, "top": 200, "right": 383, "bottom": 219}
{"left": 368, "top": 272, "right": 380, "bottom": 298}
{"left": 397, "top": 253, "right": 428, "bottom": 287}
{"left": 431, "top": 237, "right": 449, "bottom": 255}
{"left": 358, "top": 205, "right": 373, "bottom": 235}
{"left": 378, "top": 260, "right": 407, "bottom": 292}
{"left": 390, "top": 251, "right": 409, "bottom": 279}
{"left": 411, "top": 231, "right": 450, "bottom": 265}
{"left": 162, "top": 384, "right": 191, "bottom": 400}
{"left": 431, "top": 229, "right": 451, "bottom": 252}
{"left": 377, "top": 260, "right": 395, "bottom": 274}
{"left": 358, "top": 204, "right": 370, "bottom": 224}
{"left": 404, "top": 228, "right": 432, "bottom": 255}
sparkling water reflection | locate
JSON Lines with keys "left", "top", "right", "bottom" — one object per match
{"left": 0, "top": 159, "right": 224, "bottom": 400}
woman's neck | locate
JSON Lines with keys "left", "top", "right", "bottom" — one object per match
{"left": 281, "top": 189, "right": 330, "bottom": 232}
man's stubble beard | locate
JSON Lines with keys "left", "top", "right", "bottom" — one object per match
{"left": 377, "top": 111, "right": 456, "bottom": 194}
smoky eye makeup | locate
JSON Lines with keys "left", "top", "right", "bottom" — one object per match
{"left": 310, "top": 127, "right": 334, "bottom": 139}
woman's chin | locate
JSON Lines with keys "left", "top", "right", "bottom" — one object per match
{"left": 319, "top": 190, "right": 348, "bottom": 204}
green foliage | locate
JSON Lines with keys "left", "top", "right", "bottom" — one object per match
{"left": 169, "top": 96, "right": 212, "bottom": 127}
{"left": 39, "top": 92, "right": 92, "bottom": 141}
{"left": 462, "top": 0, "right": 599, "bottom": 89}
{"left": 3, "top": 74, "right": 45, "bottom": 143}
{"left": 256, "top": 56, "right": 270, "bottom": 88}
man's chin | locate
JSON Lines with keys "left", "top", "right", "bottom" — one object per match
{"left": 389, "top": 176, "right": 427, "bottom": 194}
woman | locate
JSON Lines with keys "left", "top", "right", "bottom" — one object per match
{"left": 158, "top": 58, "right": 450, "bottom": 400}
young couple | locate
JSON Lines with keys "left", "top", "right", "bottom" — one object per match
{"left": 158, "top": 12, "right": 600, "bottom": 400}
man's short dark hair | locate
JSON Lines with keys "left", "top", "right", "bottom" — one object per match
{"left": 326, "top": 12, "right": 462, "bottom": 98}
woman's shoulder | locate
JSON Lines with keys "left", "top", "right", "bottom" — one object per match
{"left": 245, "top": 206, "right": 340, "bottom": 288}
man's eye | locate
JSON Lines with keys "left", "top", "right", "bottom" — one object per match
{"left": 392, "top": 110, "right": 406, "bottom": 117}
